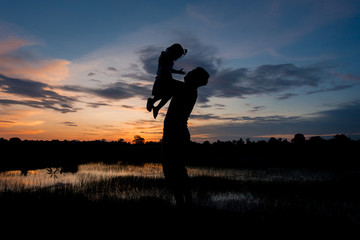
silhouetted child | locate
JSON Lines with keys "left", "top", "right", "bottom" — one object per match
{"left": 146, "top": 43, "right": 187, "bottom": 119}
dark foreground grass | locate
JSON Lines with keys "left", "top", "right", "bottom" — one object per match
{"left": 1, "top": 173, "right": 359, "bottom": 234}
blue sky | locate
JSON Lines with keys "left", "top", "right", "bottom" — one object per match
{"left": 1, "top": 0, "right": 360, "bottom": 141}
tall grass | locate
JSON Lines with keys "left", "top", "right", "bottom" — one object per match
{"left": 1, "top": 163, "right": 360, "bottom": 224}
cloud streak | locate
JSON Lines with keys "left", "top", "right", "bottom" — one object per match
{"left": 61, "top": 81, "right": 150, "bottom": 100}
{"left": 186, "top": 0, "right": 359, "bottom": 59}
{"left": 0, "top": 74, "right": 78, "bottom": 113}
{"left": 190, "top": 100, "right": 360, "bottom": 141}
{"left": 0, "top": 69, "right": 151, "bottom": 114}
{"left": 60, "top": 121, "right": 78, "bottom": 127}
{"left": 0, "top": 35, "right": 70, "bottom": 83}
{"left": 211, "top": 64, "right": 328, "bottom": 100}
{"left": 190, "top": 113, "right": 301, "bottom": 123}
{"left": 129, "top": 38, "right": 359, "bottom": 103}
{"left": 2, "top": 48, "right": 357, "bottom": 116}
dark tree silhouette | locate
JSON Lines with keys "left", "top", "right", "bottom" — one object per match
{"left": 132, "top": 135, "right": 145, "bottom": 145}
{"left": 292, "top": 133, "right": 306, "bottom": 144}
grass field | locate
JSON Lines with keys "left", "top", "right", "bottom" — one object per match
{"left": 1, "top": 162, "right": 359, "bottom": 231}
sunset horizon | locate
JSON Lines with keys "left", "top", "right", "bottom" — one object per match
{"left": 1, "top": 0, "right": 360, "bottom": 143}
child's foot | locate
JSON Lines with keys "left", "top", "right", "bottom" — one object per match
{"left": 153, "top": 107, "right": 159, "bottom": 119}
{"left": 146, "top": 98, "right": 153, "bottom": 112}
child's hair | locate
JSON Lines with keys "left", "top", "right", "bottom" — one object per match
{"left": 166, "top": 43, "right": 187, "bottom": 58}
{"left": 186, "top": 67, "right": 209, "bottom": 87}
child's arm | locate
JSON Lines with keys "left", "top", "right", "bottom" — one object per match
{"left": 172, "top": 68, "right": 186, "bottom": 75}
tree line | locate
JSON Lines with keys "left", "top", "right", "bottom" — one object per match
{"left": 0, "top": 133, "right": 359, "bottom": 172}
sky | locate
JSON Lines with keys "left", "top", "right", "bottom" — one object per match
{"left": 0, "top": 0, "right": 360, "bottom": 142}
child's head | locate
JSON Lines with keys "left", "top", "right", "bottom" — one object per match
{"left": 184, "top": 67, "right": 209, "bottom": 88}
{"left": 166, "top": 43, "right": 187, "bottom": 60}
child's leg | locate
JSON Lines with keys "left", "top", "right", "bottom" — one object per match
{"left": 155, "top": 96, "right": 171, "bottom": 110}
{"left": 146, "top": 95, "right": 161, "bottom": 112}
{"left": 153, "top": 96, "right": 171, "bottom": 119}
{"left": 152, "top": 95, "right": 161, "bottom": 102}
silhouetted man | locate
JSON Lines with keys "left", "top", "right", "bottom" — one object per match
{"left": 161, "top": 67, "right": 209, "bottom": 207}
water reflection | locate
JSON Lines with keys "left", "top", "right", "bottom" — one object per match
{"left": 0, "top": 162, "right": 333, "bottom": 192}
{"left": 0, "top": 163, "right": 339, "bottom": 213}
{"left": 0, "top": 162, "right": 164, "bottom": 191}
{"left": 1, "top": 163, "right": 358, "bottom": 220}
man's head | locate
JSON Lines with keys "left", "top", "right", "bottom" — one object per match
{"left": 184, "top": 67, "right": 209, "bottom": 88}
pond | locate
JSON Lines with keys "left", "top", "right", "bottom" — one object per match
{"left": 1, "top": 162, "right": 359, "bottom": 222}
{"left": 0, "top": 162, "right": 334, "bottom": 204}
{"left": 0, "top": 161, "right": 333, "bottom": 192}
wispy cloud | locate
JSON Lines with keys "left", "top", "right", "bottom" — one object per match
{"left": 0, "top": 36, "right": 35, "bottom": 55}
{"left": 0, "top": 74, "right": 78, "bottom": 113}
{"left": 191, "top": 113, "right": 300, "bottom": 123}
{"left": 307, "top": 84, "right": 354, "bottom": 95}
{"left": 0, "top": 35, "right": 70, "bottom": 83}
{"left": 186, "top": 0, "right": 360, "bottom": 59}
{"left": 107, "top": 67, "right": 118, "bottom": 72}
{"left": 0, "top": 67, "right": 150, "bottom": 114}
{"left": 248, "top": 105, "right": 266, "bottom": 112}
{"left": 60, "top": 121, "right": 77, "bottom": 127}
{"left": 276, "top": 93, "right": 298, "bottom": 100}
{"left": 0, "top": 119, "right": 44, "bottom": 128}
{"left": 61, "top": 81, "right": 150, "bottom": 100}
{"left": 122, "top": 38, "right": 360, "bottom": 104}
{"left": 210, "top": 63, "right": 359, "bottom": 101}
{"left": 191, "top": 100, "right": 360, "bottom": 141}
{"left": 2, "top": 42, "right": 356, "bottom": 117}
